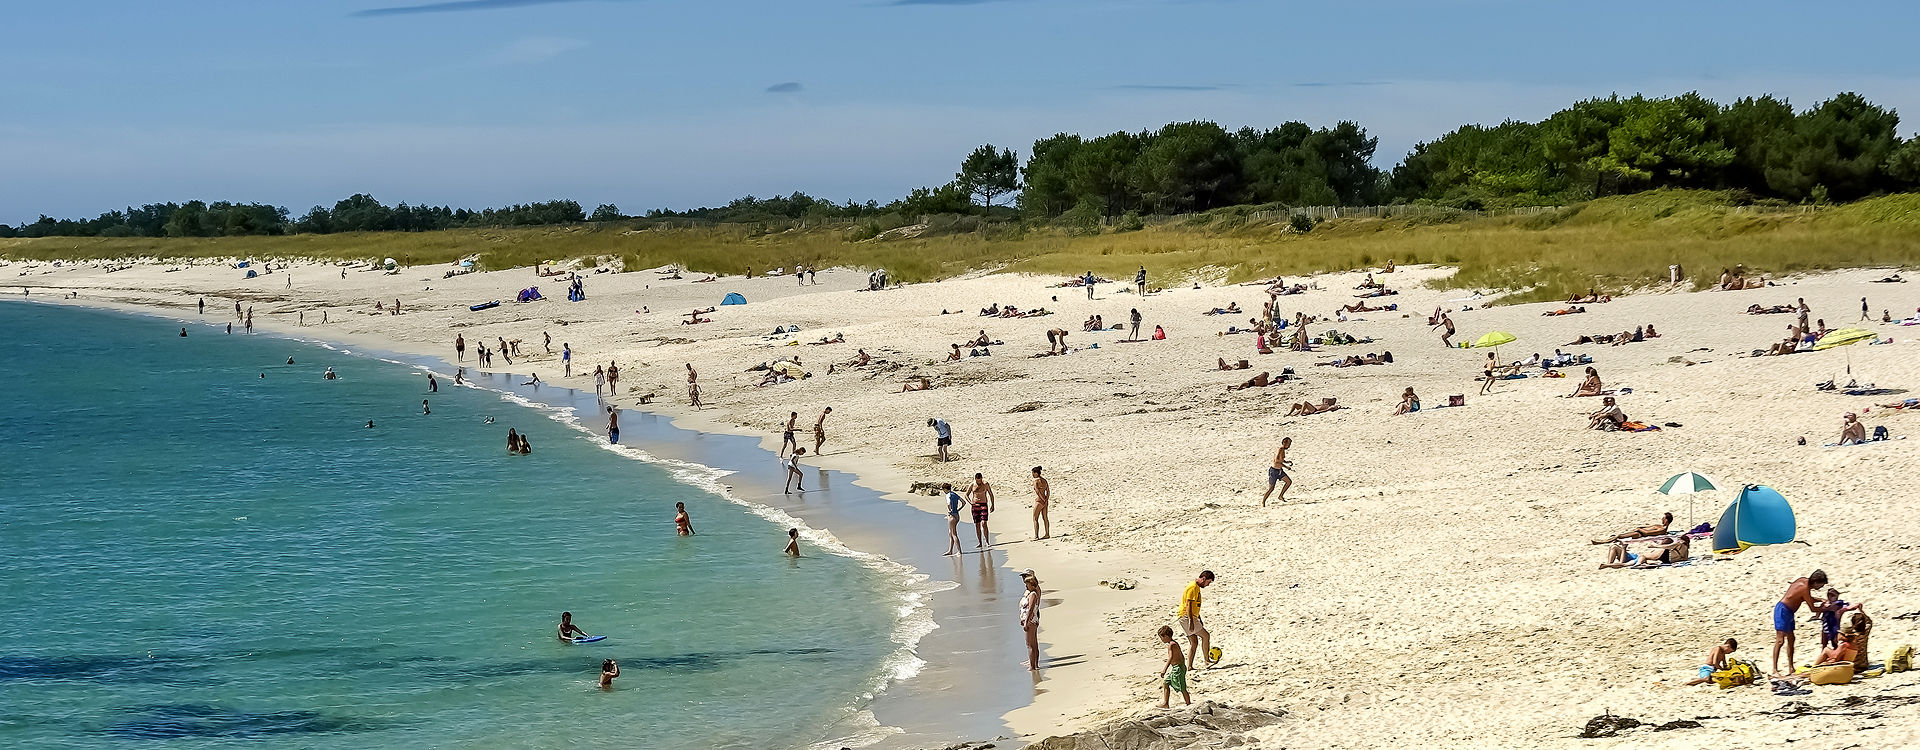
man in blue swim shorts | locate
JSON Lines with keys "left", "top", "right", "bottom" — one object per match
{"left": 1771, "top": 569, "right": 1828, "bottom": 676}
{"left": 1259, "top": 437, "right": 1292, "bottom": 506}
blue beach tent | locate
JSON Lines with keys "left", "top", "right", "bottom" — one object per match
{"left": 1712, "top": 485, "right": 1796, "bottom": 553}
{"left": 721, "top": 292, "right": 747, "bottom": 306}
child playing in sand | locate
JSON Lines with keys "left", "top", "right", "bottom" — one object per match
{"left": 1684, "top": 638, "right": 1737, "bottom": 686}
{"left": 1158, "top": 625, "right": 1190, "bottom": 707}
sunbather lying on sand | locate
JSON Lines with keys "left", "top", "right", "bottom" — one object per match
{"left": 1566, "top": 333, "right": 1616, "bottom": 345}
{"left": 1342, "top": 302, "right": 1397, "bottom": 313}
{"left": 901, "top": 377, "right": 935, "bottom": 392}
{"left": 1543, "top": 306, "right": 1587, "bottom": 316}
{"left": 1591, "top": 512, "right": 1673, "bottom": 545}
{"left": 1600, "top": 534, "right": 1689, "bottom": 568}
{"left": 1203, "top": 303, "right": 1242, "bottom": 315}
{"left": 1318, "top": 351, "right": 1393, "bottom": 367}
{"left": 1287, "top": 398, "right": 1340, "bottom": 415}
{"left": 1227, "top": 372, "right": 1274, "bottom": 391}
{"left": 1353, "top": 288, "right": 1398, "bottom": 298}
{"left": 806, "top": 333, "right": 847, "bottom": 345}
{"left": 1217, "top": 358, "right": 1251, "bottom": 371}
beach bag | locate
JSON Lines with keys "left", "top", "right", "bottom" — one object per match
{"left": 1803, "top": 662, "right": 1855, "bottom": 685}
{"left": 1448, "top": 395, "right": 1466, "bottom": 407}
{"left": 1872, "top": 425, "right": 1889, "bottom": 441}
{"left": 1890, "top": 644, "right": 1913, "bottom": 673}
{"left": 1713, "top": 658, "right": 1758, "bottom": 689}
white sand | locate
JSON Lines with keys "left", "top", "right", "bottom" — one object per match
{"left": 10, "top": 255, "right": 1920, "bottom": 749}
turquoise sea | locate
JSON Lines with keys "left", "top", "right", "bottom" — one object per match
{"left": 0, "top": 301, "right": 922, "bottom": 749}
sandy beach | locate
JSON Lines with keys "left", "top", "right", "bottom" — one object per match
{"left": 11, "top": 256, "right": 1920, "bottom": 748}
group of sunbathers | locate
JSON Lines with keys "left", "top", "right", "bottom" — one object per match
{"left": 1316, "top": 351, "right": 1393, "bottom": 367}
{"left": 979, "top": 304, "right": 1052, "bottom": 319}
{"left": 1760, "top": 299, "right": 1828, "bottom": 355}
{"left": 1593, "top": 512, "right": 1691, "bottom": 568}
{"left": 1564, "top": 324, "right": 1657, "bottom": 346}
{"left": 1718, "top": 267, "right": 1770, "bottom": 290}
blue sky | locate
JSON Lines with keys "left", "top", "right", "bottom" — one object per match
{"left": 5, "top": 0, "right": 1918, "bottom": 223}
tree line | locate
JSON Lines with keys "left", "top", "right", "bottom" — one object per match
{"left": 8, "top": 90, "right": 1920, "bottom": 239}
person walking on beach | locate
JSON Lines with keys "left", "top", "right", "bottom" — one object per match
{"left": 813, "top": 407, "right": 832, "bottom": 455}
{"left": 198, "top": 298, "right": 204, "bottom": 315}
{"left": 1176, "top": 570, "right": 1215, "bottom": 672}
{"left": 1158, "top": 624, "right": 1191, "bottom": 707}
{"left": 1436, "top": 312, "right": 1455, "bottom": 347}
{"left": 543, "top": 331, "right": 552, "bottom": 355}
{"left": 675, "top": 502, "right": 695, "bottom": 536}
{"left": 594, "top": 365, "right": 605, "bottom": 397}
{"left": 1862, "top": 297, "right": 1871, "bottom": 321}
{"left": 929, "top": 417, "right": 952, "bottom": 463}
{"left": 781, "top": 412, "right": 800, "bottom": 457}
{"left": 606, "top": 406, "right": 621, "bottom": 444}
{"left": 427, "top": 373, "right": 438, "bottom": 393}
{"left": 943, "top": 483, "right": 964, "bottom": 556}
{"left": 1773, "top": 569, "right": 1829, "bottom": 676}
{"left": 1031, "top": 466, "right": 1051, "bottom": 540}
{"left": 687, "top": 363, "right": 701, "bottom": 407}
{"left": 1479, "top": 352, "right": 1497, "bottom": 395}
{"left": 967, "top": 473, "right": 995, "bottom": 549}
{"left": 1135, "top": 265, "right": 1147, "bottom": 297}
{"left": 1084, "top": 270, "right": 1096, "bottom": 300}
{"left": 1129, "top": 309, "right": 1143, "bottom": 341}
{"left": 606, "top": 362, "right": 619, "bottom": 394}
{"left": 784, "top": 528, "right": 801, "bottom": 557}
{"left": 784, "top": 447, "right": 807, "bottom": 493}
{"left": 562, "top": 343, "right": 572, "bottom": 377}
{"left": 1018, "top": 570, "right": 1043, "bottom": 671}
{"left": 1260, "top": 437, "right": 1292, "bottom": 506}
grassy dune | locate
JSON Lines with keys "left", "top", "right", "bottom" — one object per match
{"left": 7, "top": 190, "right": 1919, "bottom": 303}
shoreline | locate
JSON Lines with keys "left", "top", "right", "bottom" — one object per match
{"left": 7, "top": 291, "right": 1054, "bottom": 748}
{"left": 13, "top": 255, "right": 1920, "bottom": 749}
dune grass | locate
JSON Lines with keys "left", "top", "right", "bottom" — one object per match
{"left": 6, "top": 190, "right": 1918, "bottom": 303}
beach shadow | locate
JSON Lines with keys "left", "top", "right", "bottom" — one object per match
{"left": 1043, "top": 654, "right": 1086, "bottom": 669}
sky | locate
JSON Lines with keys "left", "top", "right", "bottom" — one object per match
{"left": 5, "top": 0, "right": 1920, "bottom": 224}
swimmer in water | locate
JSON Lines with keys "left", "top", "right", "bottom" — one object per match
{"left": 523, "top": 373, "right": 541, "bottom": 386}
{"left": 422, "top": 399, "right": 430, "bottom": 415}
{"left": 287, "top": 357, "right": 295, "bottom": 365}
{"left": 784, "top": 528, "right": 800, "bottom": 557}
{"left": 454, "top": 368, "right": 465, "bottom": 386}
{"left": 518, "top": 434, "right": 531, "bottom": 455}
{"left": 483, "top": 416, "right": 495, "bottom": 424}
{"left": 323, "top": 367, "right": 337, "bottom": 380}
{"left": 180, "top": 328, "right": 187, "bottom": 337}
{"left": 599, "top": 659, "right": 619, "bottom": 689}
{"left": 558, "top": 611, "right": 589, "bottom": 642}
{"left": 365, "top": 420, "right": 375, "bottom": 428}
{"left": 676, "top": 502, "right": 695, "bottom": 535}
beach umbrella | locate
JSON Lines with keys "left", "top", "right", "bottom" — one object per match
{"left": 1711, "top": 485, "right": 1796, "bottom": 554}
{"left": 1656, "top": 471, "right": 1720, "bottom": 529}
{"left": 1471, "top": 330, "right": 1516, "bottom": 360}
{"left": 1472, "top": 331, "right": 1516, "bottom": 349}
{"left": 1815, "top": 327, "right": 1876, "bottom": 374}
